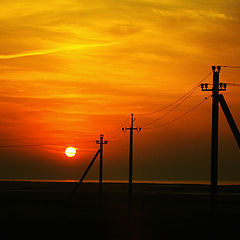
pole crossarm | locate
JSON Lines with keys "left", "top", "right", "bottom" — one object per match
{"left": 124, "top": 127, "right": 141, "bottom": 131}
{"left": 219, "top": 94, "right": 240, "bottom": 148}
{"left": 200, "top": 66, "right": 227, "bottom": 92}
{"left": 96, "top": 134, "right": 108, "bottom": 146}
{"left": 72, "top": 149, "right": 100, "bottom": 195}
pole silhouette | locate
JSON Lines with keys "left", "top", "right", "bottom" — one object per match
{"left": 200, "top": 66, "right": 240, "bottom": 210}
{"left": 201, "top": 66, "right": 223, "bottom": 208}
{"left": 72, "top": 134, "right": 107, "bottom": 196}
{"left": 211, "top": 66, "right": 220, "bottom": 207}
{"left": 96, "top": 134, "right": 108, "bottom": 194}
{"left": 122, "top": 114, "right": 141, "bottom": 196}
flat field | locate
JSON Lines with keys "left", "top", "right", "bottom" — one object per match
{"left": 0, "top": 181, "right": 239, "bottom": 239}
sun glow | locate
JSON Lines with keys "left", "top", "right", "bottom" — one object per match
{"left": 65, "top": 147, "right": 77, "bottom": 157}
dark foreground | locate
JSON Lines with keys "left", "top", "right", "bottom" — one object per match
{"left": 0, "top": 181, "right": 240, "bottom": 239}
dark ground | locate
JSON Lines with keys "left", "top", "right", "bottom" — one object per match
{"left": 0, "top": 181, "right": 239, "bottom": 239}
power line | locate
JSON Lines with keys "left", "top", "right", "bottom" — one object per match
{"left": 108, "top": 72, "right": 212, "bottom": 132}
{"left": 135, "top": 71, "right": 211, "bottom": 117}
{"left": 0, "top": 116, "right": 130, "bottom": 148}
{"left": 110, "top": 134, "right": 128, "bottom": 143}
{"left": 224, "top": 82, "right": 240, "bottom": 87}
{"left": 0, "top": 139, "right": 96, "bottom": 148}
{"left": 0, "top": 143, "right": 61, "bottom": 148}
{"left": 143, "top": 96, "right": 210, "bottom": 130}
{"left": 141, "top": 85, "right": 200, "bottom": 128}
{"left": 107, "top": 116, "right": 130, "bottom": 140}
{"left": 222, "top": 65, "right": 240, "bottom": 69}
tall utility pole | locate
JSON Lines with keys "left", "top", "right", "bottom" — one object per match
{"left": 201, "top": 66, "right": 225, "bottom": 208}
{"left": 201, "top": 65, "right": 240, "bottom": 216}
{"left": 122, "top": 114, "right": 141, "bottom": 195}
{"left": 211, "top": 66, "right": 220, "bottom": 206}
{"left": 96, "top": 134, "right": 108, "bottom": 193}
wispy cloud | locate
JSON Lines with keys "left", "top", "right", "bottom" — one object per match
{"left": 0, "top": 42, "right": 119, "bottom": 60}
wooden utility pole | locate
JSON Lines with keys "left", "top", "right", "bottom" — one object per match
{"left": 201, "top": 65, "right": 240, "bottom": 216}
{"left": 211, "top": 66, "right": 220, "bottom": 205}
{"left": 96, "top": 134, "right": 108, "bottom": 193}
{"left": 122, "top": 114, "right": 141, "bottom": 196}
{"left": 201, "top": 66, "right": 225, "bottom": 208}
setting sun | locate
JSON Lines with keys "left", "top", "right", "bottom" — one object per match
{"left": 65, "top": 147, "right": 77, "bottom": 158}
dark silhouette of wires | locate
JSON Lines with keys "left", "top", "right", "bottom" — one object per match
{"left": 222, "top": 65, "right": 240, "bottom": 69}
{"left": 141, "top": 83, "right": 208, "bottom": 128}
{"left": 106, "top": 116, "right": 130, "bottom": 140}
{"left": 143, "top": 96, "right": 211, "bottom": 130}
{"left": 0, "top": 143, "right": 60, "bottom": 148}
{"left": 0, "top": 139, "right": 96, "bottom": 148}
{"left": 0, "top": 72, "right": 214, "bottom": 148}
{"left": 136, "top": 71, "right": 211, "bottom": 117}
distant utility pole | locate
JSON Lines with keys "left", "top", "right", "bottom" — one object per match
{"left": 96, "top": 134, "right": 108, "bottom": 193}
{"left": 201, "top": 66, "right": 240, "bottom": 209}
{"left": 72, "top": 134, "right": 108, "bottom": 197}
{"left": 122, "top": 114, "right": 141, "bottom": 196}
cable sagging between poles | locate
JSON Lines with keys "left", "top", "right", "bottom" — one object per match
{"left": 143, "top": 96, "right": 211, "bottom": 130}
{"left": 136, "top": 71, "right": 211, "bottom": 117}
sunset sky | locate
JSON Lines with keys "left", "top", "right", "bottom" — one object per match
{"left": 0, "top": 0, "right": 239, "bottom": 183}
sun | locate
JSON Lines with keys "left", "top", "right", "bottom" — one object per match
{"left": 65, "top": 147, "right": 77, "bottom": 157}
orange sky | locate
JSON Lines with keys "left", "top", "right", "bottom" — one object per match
{"left": 0, "top": 0, "right": 239, "bottom": 182}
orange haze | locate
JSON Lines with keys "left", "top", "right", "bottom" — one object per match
{"left": 0, "top": 0, "right": 239, "bottom": 183}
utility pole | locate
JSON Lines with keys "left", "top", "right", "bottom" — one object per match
{"left": 201, "top": 66, "right": 225, "bottom": 209}
{"left": 201, "top": 66, "right": 240, "bottom": 215}
{"left": 96, "top": 134, "right": 108, "bottom": 194}
{"left": 72, "top": 134, "right": 108, "bottom": 197}
{"left": 122, "top": 114, "right": 141, "bottom": 196}
{"left": 211, "top": 66, "right": 220, "bottom": 207}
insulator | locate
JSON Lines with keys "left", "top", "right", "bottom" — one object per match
{"left": 205, "top": 83, "right": 208, "bottom": 89}
{"left": 200, "top": 83, "right": 204, "bottom": 89}
{"left": 217, "top": 66, "right": 221, "bottom": 72}
{"left": 220, "top": 83, "right": 223, "bottom": 88}
{"left": 223, "top": 83, "right": 227, "bottom": 89}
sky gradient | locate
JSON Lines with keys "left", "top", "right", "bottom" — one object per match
{"left": 0, "top": 0, "right": 239, "bottom": 182}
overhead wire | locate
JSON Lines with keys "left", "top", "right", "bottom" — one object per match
{"left": 109, "top": 133, "right": 128, "bottom": 143}
{"left": 143, "top": 95, "right": 211, "bottom": 130}
{"left": 223, "top": 82, "right": 240, "bottom": 87}
{"left": 0, "top": 139, "right": 96, "bottom": 148}
{"left": 0, "top": 143, "right": 61, "bottom": 148}
{"left": 0, "top": 72, "right": 215, "bottom": 148}
{"left": 141, "top": 84, "right": 199, "bottom": 128}
{"left": 135, "top": 71, "right": 212, "bottom": 117}
{"left": 106, "top": 116, "right": 130, "bottom": 141}
{"left": 0, "top": 117, "right": 130, "bottom": 148}
{"left": 221, "top": 65, "right": 240, "bottom": 69}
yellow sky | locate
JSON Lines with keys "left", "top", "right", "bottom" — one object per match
{"left": 0, "top": 0, "right": 239, "bottom": 181}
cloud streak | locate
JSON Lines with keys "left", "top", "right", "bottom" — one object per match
{"left": 0, "top": 41, "right": 119, "bottom": 60}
